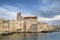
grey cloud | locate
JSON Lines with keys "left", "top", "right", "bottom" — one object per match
{"left": 47, "top": 20, "right": 60, "bottom": 25}
{"left": 34, "top": 1, "right": 60, "bottom": 18}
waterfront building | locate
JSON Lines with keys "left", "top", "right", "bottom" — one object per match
{"left": 0, "top": 12, "right": 55, "bottom": 33}
{"left": 24, "top": 16, "right": 37, "bottom": 32}
{"left": 38, "top": 22, "right": 49, "bottom": 32}
{"left": 0, "top": 18, "right": 10, "bottom": 34}
{"left": 17, "top": 12, "right": 38, "bottom": 32}
{"left": 0, "top": 18, "right": 4, "bottom": 34}
{"left": 9, "top": 20, "right": 25, "bottom": 32}
{"left": 0, "top": 18, "right": 3, "bottom": 28}
{"left": 17, "top": 12, "right": 24, "bottom": 21}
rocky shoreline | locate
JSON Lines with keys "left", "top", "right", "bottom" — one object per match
{"left": 0, "top": 31, "right": 54, "bottom": 35}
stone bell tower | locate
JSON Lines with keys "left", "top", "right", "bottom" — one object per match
{"left": 17, "top": 12, "right": 22, "bottom": 20}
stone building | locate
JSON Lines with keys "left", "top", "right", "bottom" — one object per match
{"left": 0, "top": 18, "right": 3, "bottom": 28}
{"left": 0, "top": 12, "right": 55, "bottom": 33}
{"left": 38, "top": 22, "right": 55, "bottom": 32}
{"left": 0, "top": 18, "right": 10, "bottom": 34}
{"left": 24, "top": 16, "right": 37, "bottom": 32}
{"left": 2, "top": 20, "right": 9, "bottom": 29}
{"left": 9, "top": 20, "right": 25, "bottom": 32}
{"left": 17, "top": 12, "right": 38, "bottom": 32}
{"left": 38, "top": 22, "right": 49, "bottom": 32}
{"left": 16, "top": 12, "right": 26, "bottom": 32}
{"left": 17, "top": 12, "right": 24, "bottom": 21}
{"left": 0, "top": 18, "right": 3, "bottom": 34}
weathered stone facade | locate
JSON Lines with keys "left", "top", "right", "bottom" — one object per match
{"left": 9, "top": 20, "right": 25, "bottom": 32}
{"left": 0, "top": 12, "right": 55, "bottom": 33}
{"left": 24, "top": 16, "right": 37, "bottom": 32}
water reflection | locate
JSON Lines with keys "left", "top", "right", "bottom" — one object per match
{"left": 0, "top": 33, "right": 38, "bottom": 40}
{"left": 0, "top": 32, "right": 60, "bottom": 40}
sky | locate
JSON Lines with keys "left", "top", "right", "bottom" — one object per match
{"left": 0, "top": 0, "right": 60, "bottom": 25}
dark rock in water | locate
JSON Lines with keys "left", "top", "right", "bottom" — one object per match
{"left": 41, "top": 31, "right": 53, "bottom": 33}
{"left": 2, "top": 32, "right": 12, "bottom": 35}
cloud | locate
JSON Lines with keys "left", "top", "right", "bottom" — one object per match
{"left": 0, "top": 0, "right": 60, "bottom": 25}
{"left": 35, "top": 0, "right": 60, "bottom": 18}
{"left": 0, "top": 6, "right": 17, "bottom": 19}
{"left": 48, "top": 20, "right": 60, "bottom": 25}
{"left": 0, "top": 4, "right": 34, "bottom": 19}
{"left": 42, "top": 0, "right": 49, "bottom": 4}
{"left": 38, "top": 15, "right": 60, "bottom": 25}
{"left": 38, "top": 15, "right": 60, "bottom": 21}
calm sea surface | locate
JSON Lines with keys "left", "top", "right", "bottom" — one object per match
{"left": 0, "top": 32, "right": 60, "bottom": 40}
